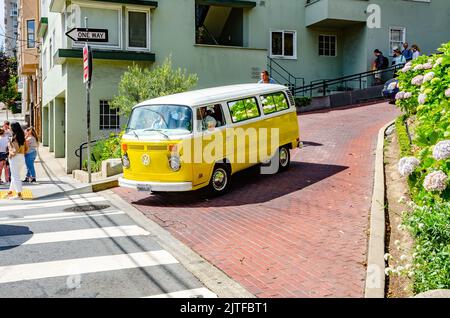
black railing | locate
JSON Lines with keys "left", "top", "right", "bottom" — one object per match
{"left": 267, "top": 56, "right": 305, "bottom": 95}
{"left": 75, "top": 139, "right": 99, "bottom": 171}
{"left": 293, "top": 63, "right": 405, "bottom": 97}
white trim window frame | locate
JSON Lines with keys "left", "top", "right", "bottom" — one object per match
{"left": 318, "top": 34, "right": 337, "bottom": 57}
{"left": 71, "top": 1, "right": 122, "bottom": 50}
{"left": 125, "top": 7, "right": 151, "bottom": 52}
{"left": 270, "top": 30, "right": 297, "bottom": 60}
{"left": 389, "top": 26, "right": 406, "bottom": 57}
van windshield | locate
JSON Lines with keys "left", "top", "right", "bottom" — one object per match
{"left": 127, "top": 104, "right": 193, "bottom": 135}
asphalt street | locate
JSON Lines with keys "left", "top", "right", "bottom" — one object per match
{"left": 0, "top": 192, "right": 216, "bottom": 298}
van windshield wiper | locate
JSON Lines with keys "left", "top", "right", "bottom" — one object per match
{"left": 143, "top": 129, "right": 170, "bottom": 139}
{"left": 126, "top": 128, "right": 140, "bottom": 140}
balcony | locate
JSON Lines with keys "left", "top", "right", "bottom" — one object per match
{"left": 305, "top": 0, "right": 368, "bottom": 29}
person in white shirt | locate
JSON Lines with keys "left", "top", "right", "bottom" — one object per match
{"left": 392, "top": 48, "right": 406, "bottom": 66}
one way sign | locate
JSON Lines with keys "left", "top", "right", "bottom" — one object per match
{"left": 65, "top": 28, "right": 109, "bottom": 43}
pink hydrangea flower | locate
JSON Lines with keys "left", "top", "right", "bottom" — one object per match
{"left": 423, "top": 171, "right": 448, "bottom": 192}
{"left": 405, "top": 61, "right": 413, "bottom": 68}
{"left": 445, "top": 88, "right": 450, "bottom": 98}
{"left": 423, "top": 62, "right": 433, "bottom": 70}
{"left": 395, "top": 92, "right": 405, "bottom": 100}
{"left": 401, "top": 66, "right": 411, "bottom": 73}
{"left": 404, "top": 92, "right": 412, "bottom": 99}
{"left": 423, "top": 72, "right": 435, "bottom": 83}
{"left": 433, "top": 140, "right": 450, "bottom": 160}
{"left": 413, "top": 64, "right": 424, "bottom": 71}
{"left": 398, "top": 157, "right": 420, "bottom": 177}
{"left": 411, "top": 75, "right": 424, "bottom": 86}
{"left": 418, "top": 93, "right": 427, "bottom": 105}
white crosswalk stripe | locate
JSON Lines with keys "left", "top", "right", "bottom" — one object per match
{"left": 0, "top": 225, "right": 150, "bottom": 248}
{"left": 0, "top": 196, "right": 108, "bottom": 212}
{"left": 0, "top": 211, "right": 126, "bottom": 225}
{"left": 0, "top": 251, "right": 179, "bottom": 284}
{"left": 0, "top": 194, "right": 215, "bottom": 298}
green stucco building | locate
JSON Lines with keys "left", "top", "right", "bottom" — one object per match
{"left": 40, "top": 0, "right": 450, "bottom": 172}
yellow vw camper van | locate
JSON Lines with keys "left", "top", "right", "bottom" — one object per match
{"left": 119, "top": 84, "right": 300, "bottom": 195}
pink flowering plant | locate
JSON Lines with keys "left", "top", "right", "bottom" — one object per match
{"left": 394, "top": 43, "right": 450, "bottom": 292}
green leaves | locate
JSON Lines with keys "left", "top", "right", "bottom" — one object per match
{"left": 110, "top": 56, "right": 198, "bottom": 118}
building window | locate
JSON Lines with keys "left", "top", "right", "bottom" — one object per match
{"left": 319, "top": 35, "right": 336, "bottom": 57}
{"left": 27, "top": 20, "right": 35, "bottom": 48}
{"left": 100, "top": 100, "right": 120, "bottom": 130}
{"left": 389, "top": 27, "right": 406, "bottom": 55}
{"left": 270, "top": 30, "right": 296, "bottom": 59}
{"left": 127, "top": 10, "right": 149, "bottom": 50}
{"left": 195, "top": 4, "right": 244, "bottom": 47}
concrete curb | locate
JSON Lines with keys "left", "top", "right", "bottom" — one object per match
{"left": 364, "top": 120, "right": 395, "bottom": 298}
{"left": 100, "top": 189, "right": 255, "bottom": 299}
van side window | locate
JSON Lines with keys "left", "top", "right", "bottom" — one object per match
{"left": 196, "top": 104, "right": 226, "bottom": 131}
{"left": 260, "top": 92, "right": 289, "bottom": 115}
{"left": 227, "top": 97, "right": 260, "bottom": 123}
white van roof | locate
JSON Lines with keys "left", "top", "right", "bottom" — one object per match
{"left": 134, "top": 83, "right": 289, "bottom": 108}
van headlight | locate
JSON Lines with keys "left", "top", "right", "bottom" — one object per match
{"left": 122, "top": 153, "right": 130, "bottom": 169}
{"left": 169, "top": 156, "right": 181, "bottom": 172}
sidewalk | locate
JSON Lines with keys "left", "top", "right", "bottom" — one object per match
{"left": 0, "top": 145, "right": 91, "bottom": 200}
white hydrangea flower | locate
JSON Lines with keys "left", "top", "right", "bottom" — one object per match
{"left": 384, "top": 253, "right": 392, "bottom": 261}
{"left": 423, "top": 72, "right": 435, "bottom": 83}
{"left": 411, "top": 75, "right": 424, "bottom": 86}
{"left": 418, "top": 223, "right": 425, "bottom": 230}
{"left": 395, "top": 91, "right": 405, "bottom": 100}
{"left": 433, "top": 140, "right": 450, "bottom": 160}
{"left": 385, "top": 267, "right": 392, "bottom": 276}
{"left": 418, "top": 93, "right": 427, "bottom": 105}
{"left": 423, "top": 62, "right": 433, "bottom": 70}
{"left": 445, "top": 88, "right": 450, "bottom": 98}
{"left": 434, "top": 57, "right": 443, "bottom": 67}
{"left": 401, "top": 65, "right": 411, "bottom": 73}
{"left": 413, "top": 64, "right": 424, "bottom": 71}
{"left": 423, "top": 170, "right": 448, "bottom": 192}
{"left": 403, "top": 92, "right": 412, "bottom": 99}
{"left": 398, "top": 157, "right": 420, "bottom": 177}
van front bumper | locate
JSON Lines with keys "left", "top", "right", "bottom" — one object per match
{"left": 118, "top": 177, "right": 193, "bottom": 192}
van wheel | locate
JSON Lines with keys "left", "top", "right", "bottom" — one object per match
{"left": 277, "top": 146, "right": 291, "bottom": 173}
{"left": 208, "top": 164, "right": 231, "bottom": 196}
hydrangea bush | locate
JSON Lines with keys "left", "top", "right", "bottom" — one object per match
{"left": 393, "top": 42, "right": 450, "bottom": 293}
{"left": 395, "top": 42, "right": 450, "bottom": 203}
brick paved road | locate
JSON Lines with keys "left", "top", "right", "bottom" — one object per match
{"left": 114, "top": 102, "right": 400, "bottom": 297}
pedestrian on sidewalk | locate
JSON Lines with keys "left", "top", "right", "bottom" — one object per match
{"left": 7, "top": 122, "right": 28, "bottom": 200}
{"left": 373, "top": 49, "right": 388, "bottom": 85}
{"left": 2, "top": 121, "right": 12, "bottom": 138}
{"left": 24, "top": 127, "right": 39, "bottom": 183}
{"left": 0, "top": 128, "right": 10, "bottom": 184}
{"left": 401, "top": 42, "right": 413, "bottom": 62}
{"left": 258, "top": 70, "right": 276, "bottom": 84}
{"left": 411, "top": 44, "right": 421, "bottom": 60}
{"left": 392, "top": 48, "right": 406, "bottom": 66}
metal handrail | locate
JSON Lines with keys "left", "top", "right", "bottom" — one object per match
{"left": 75, "top": 139, "right": 99, "bottom": 171}
{"left": 293, "top": 63, "right": 405, "bottom": 97}
{"left": 267, "top": 56, "right": 305, "bottom": 95}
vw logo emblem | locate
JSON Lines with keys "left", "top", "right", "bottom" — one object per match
{"left": 141, "top": 154, "right": 151, "bottom": 166}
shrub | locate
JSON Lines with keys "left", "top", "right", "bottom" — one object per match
{"left": 82, "top": 133, "right": 122, "bottom": 172}
{"left": 294, "top": 96, "right": 312, "bottom": 107}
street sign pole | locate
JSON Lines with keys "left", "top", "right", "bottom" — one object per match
{"left": 84, "top": 17, "right": 92, "bottom": 184}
